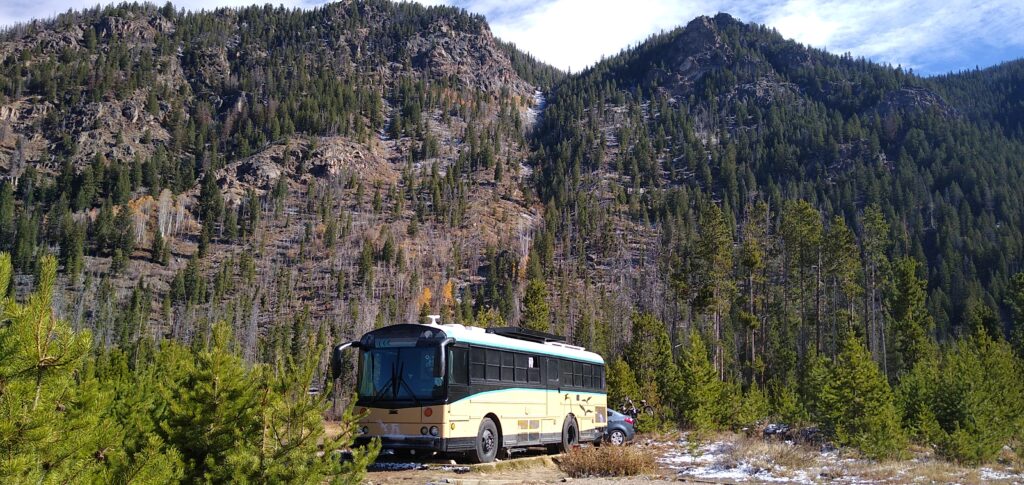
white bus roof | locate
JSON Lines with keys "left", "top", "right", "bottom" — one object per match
{"left": 425, "top": 323, "right": 605, "bottom": 365}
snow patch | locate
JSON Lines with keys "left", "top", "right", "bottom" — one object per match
{"left": 657, "top": 440, "right": 812, "bottom": 483}
{"left": 980, "top": 467, "right": 1024, "bottom": 481}
{"left": 654, "top": 437, "right": 1024, "bottom": 484}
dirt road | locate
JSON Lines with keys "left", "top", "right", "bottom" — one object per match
{"left": 363, "top": 449, "right": 682, "bottom": 485}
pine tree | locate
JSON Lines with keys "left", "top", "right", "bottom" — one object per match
{"left": 111, "top": 205, "right": 136, "bottom": 273}
{"left": 152, "top": 228, "right": 168, "bottom": 265}
{"left": 731, "top": 383, "right": 771, "bottom": 429}
{"left": 895, "top": 346, "right": 942, "bottom": 444}
{"left": 605, "top": 358, "right": 640, "bottom": 412}
{"left": 818, "top": 335, "right": 906, "bottom": 459}
{"left": 694, "top": 203, "right": 734, "bottom": 376}
{"left": 358, "top": 239, "right": 374, "bottom": 287}
{"left": 964, "top": 297, "right": 1001, "bottom": 341}
{"left": 0, "top": 254, "right": 117, "bottom": 482}
{"left": 60, "top": 215, "right": 85, "bottom": 281}
{"left": 1006, "top": 272, "right": 1024, "bottom": 357}
{"left": 156, "top": 322, "right": 379, "bottom": 482}
{"left": 885, "top": 257, "right": 934, "bottom": 378}
{"left": 677, "top": 330, "right": 723, "bottom": 432}
{"left": 923, "top": 334, "right": 1024, "bottom": 464}
{"left": 823, "top": 216, "right": 862, "bottom": 355}
{"left": 12, "top": 211, "right": 36, "bottom": 272}
{"left": 625, "top": 313, "right": 682, "bottom": 416}
{"left": 781, "top": 200, "right": 823, "bottom": 357}
{"left": 198, "top": 171, "right": 223, "bottom": 228}
{"left": 0, "top": 181, "right": 14, "bottom": 251}
{"left": 861, "top": 205, "right": 890, "bottom": 366}
{"left": 800, "top": 349, "right": 832, "bottom": 424}
{"left": 521, "top": 278, "right": 551, "bottom": 332}
{"left": 739, "top": 201, "right": 768, "bottom": 385}
{"left": 94, "top": 198, "right": 115, "bottom": 255}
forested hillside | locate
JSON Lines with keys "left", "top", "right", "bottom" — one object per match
{"left": 1, "top": 0, "right": 1024, "bottom": 475}
{"left": 0, "top": 0, "right": 547, "bottom": 364}
{"left": 531, "top": 13, "right": 1024, "bottom": 463}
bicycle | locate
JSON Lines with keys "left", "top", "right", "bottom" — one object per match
{"left": 619, "top": 396, "right": 655, "bottom": 421}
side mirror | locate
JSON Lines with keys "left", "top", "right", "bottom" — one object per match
{"left": 330, "top": 342, "right": 359, "bottom": 380}
{"left": 435, "top": 338, "right": 454, "bottom": 378}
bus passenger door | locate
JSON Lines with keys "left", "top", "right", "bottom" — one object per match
{"left": 544, "top": 357, "right": 562, "bottom": 439}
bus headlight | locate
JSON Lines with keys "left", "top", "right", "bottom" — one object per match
{"left": 420, "top": 427, "right": 429, "bottom": 435}
{"left": 429, "top": 426, "right": 439, "bottom": 436}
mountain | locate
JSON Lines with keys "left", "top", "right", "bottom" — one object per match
{"left": 534, "top": 13, "right": 1024, "bottom": 352}
{"left": 1, "top": 3, "right": 1023, "bottom": 379}
{"left": 0, "top": 0, "right": 551, "bottom": 357}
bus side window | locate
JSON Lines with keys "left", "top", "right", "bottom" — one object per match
{"left": 486, "top": 349, "right": 501, "bottom": 380}
{"left": 573, "top": 361, "right": 583, "bottom": 387}
{"left": 527, "top": 356, "right": 541, "bottom": 384}
{"left": 597, "top": 365, "right": 605, "bottom": 390}
{"left": 501, "top": 351, "right": 515, "bottom": 382}
{"left": 514, "top": 353, "right": 529, "bottom": 383}
{"left": 561, "top": 360, "right": 573, "bottom": 389}
{"left": 470, "top": 347, "right": 485, "bottom": 381}
{"left": 450, "top": 347, "right": 468, "bottom": 385}
{"left": 545, "top": 357, "right": 560, "bottom": 388}
{"left": 582, "top": 364, "right": 592, "bottom": 389}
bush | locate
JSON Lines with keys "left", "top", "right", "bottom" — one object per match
{"left": 558, "top": 446, "right": 656, "bottom": 477}
{"left": 729, "top": 383, "right": 771, "bottom": 429}
{"left": 899, "top": 334, "right": 1024, "bottom": 464}
{"left": 818, "top": 335, "right": 906, "bottom": 459}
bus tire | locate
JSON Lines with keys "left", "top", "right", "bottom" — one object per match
{"left": 467, "top": 417, "right": 499, "bottom": 464}
{"left": 557, "top": 416, "right": 579, "bottom": 453}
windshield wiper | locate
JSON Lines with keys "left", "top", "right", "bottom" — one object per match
{"left": 369, "top": 356, "right": 397, "bottom": 402}
{"left": 367, "top": 351, "right": 429, "bottom": 406}
{"left": 394, "top": 362, "right": 424, "bottom": 408}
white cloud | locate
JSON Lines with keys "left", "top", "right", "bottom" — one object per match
{"left": 482, "top": 0, "right": 706, "bottom": 72}
{"left": 2, "top": 0, "right": 1022, "bottom": 74}
{"left": 461, "top": 0, "right": 1024, "bottom": 74}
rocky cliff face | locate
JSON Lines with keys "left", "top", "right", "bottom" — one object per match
{"left": 0, "top": 1, "right": 545, "bottom": 347}
{"left": 0, "top": 1, "right": 535, "bottom": 174}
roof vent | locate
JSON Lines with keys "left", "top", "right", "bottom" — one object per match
{"left": 427, "top": 314, "right": 441, "bottom": 325}
{"left": 486, "top": 327, "right": 566, "bottom": 344}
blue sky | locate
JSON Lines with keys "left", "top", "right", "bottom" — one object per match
{"left": 2, "top": 0, "right": 1022, "bottom": 75}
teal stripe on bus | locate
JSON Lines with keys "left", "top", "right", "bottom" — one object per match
{"left": 452, "top": 335, "right": 605, "bottom": 364}
{"left": 450, "top": 387, "right": 606, "bottom": 403}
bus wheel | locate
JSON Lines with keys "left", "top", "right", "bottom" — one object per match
{"left": 558, "top": 416, "right": 579, "bottom": 453}
{"left": 468, "top": 417, "right": 499, "bottom": 463}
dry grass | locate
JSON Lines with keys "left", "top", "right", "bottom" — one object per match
{"left": 727, "top": 436, "right": 819, "bottom": 471}
{"left": 473, "top": 454, "right": 558, "bottom": 472}
{"left": 558, "top": 446, "right": 657, "bottom": 477}
{"left": 638, "top": 429, "right": 684, "bottom": 443}
{"left": 837, "top": 458, "right": 978, "bottom": 483}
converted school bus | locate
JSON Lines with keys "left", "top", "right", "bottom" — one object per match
{"left": 333, "top": 322, "right": 607, "bottom": 463}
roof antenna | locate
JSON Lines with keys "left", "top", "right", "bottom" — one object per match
{"left": 427, "top": 315, "right": 441, "bottom": 325}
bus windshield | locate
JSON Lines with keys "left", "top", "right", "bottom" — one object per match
{"left": 358, "top": 346, "right": 444, "bottom": 402}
